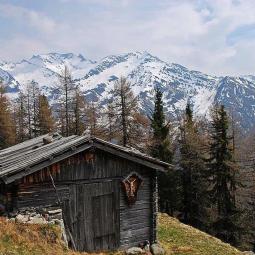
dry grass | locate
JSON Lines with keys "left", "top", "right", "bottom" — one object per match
{"left": 0, "top": 218, "right": 86, "bottom": 255}
{"left": 0, "top": 214, "right": 243, "bottom": 255}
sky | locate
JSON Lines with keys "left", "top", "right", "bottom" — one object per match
{"left": 1, "top": 0, "right": 255, "bottom": 76}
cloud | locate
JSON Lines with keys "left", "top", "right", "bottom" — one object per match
{"left": 58, "top": 0, "right": 134, "bottom": 7}
{"left": 1, "top": 0, "right": 255, "bottom": 75}
{"left": 0, "top": 3, "right": 56, "bottom": 33}
{"left": 0, "top": 36, "right": 49, "bottom": 61}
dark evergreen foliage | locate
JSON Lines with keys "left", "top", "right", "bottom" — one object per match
{"left": 150, "top": 87, "right": 171, "bottom": 161}
{"left": 178, "top": 103, "right": 209, "bottom": 230}
{"left": 150, "top": 87, "right": 181, "bottom": 215}
{"left": 207, "top": 105, "right": 242, "bottom": 246}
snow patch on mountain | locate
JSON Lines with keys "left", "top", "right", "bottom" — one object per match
{"left": 0, "top": 51, "right": 255, "bottom": 131}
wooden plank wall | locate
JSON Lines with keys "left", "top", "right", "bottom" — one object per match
{"left": 10, "top": 149, "right": 155, "bottom": 250}
{"left": 119, "top": 175, "right": 152, "bottom": 248}
{"left": 17, "top": 183, "right": 69, "bottom": 208}
{"left": 151, "top": 174, "right": 158, "bottom": 243}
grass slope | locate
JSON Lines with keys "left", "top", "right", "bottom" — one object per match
{"left": 158, "top": 213, "right": 242, "bottom": 255}
{"left": 0, "top": 214, "right": 242, "bottom": 255}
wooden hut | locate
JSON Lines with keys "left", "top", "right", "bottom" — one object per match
{"left": 0, "top": 134, "right": 169, "bottom": 252}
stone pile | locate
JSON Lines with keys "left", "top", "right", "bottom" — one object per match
{"left": 126, "top": 242, "right": 165, "bottom": 255}
{"left": 8, "top": 207, "right": 67, "bottom": 245}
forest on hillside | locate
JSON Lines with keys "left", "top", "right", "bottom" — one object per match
{"left": 0, "top": 66, "right": 255, "bottom": 252}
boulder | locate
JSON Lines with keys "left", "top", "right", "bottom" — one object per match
{"left": 243, "top": 252, "right": 255, "bottom": 255}
{"left": 15, "top": 214, "right": 29, "bottom": 223}
{"left": 29, "top": 216, "right": 47, "bottom": 224}
{"left": 150, "top": 243, "right": 165, "bottom": 255}
{"left": 126, "top": 247, "right": 146, "bottom": 255}
{"left": 43, "top": 136, "right": 53, "bottom": 145}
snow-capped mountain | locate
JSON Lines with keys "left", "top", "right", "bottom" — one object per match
{"left": 0, "top": 51, "right": 255, "bottom": 131}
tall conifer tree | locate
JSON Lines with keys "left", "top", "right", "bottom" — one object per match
{"left": 150, "top": 87, "right": 180, "bottom": 215}
{"left": 0, "top": 81, "right": 15, "bottom": 148}
{"left": 179, "top": 103, "right": 209, "bottom": 229}
{"left": 58, "top": 66, "right": 75, "bottom": 136}
{"left": 208, "top": 105, "right": 241, "bottom": 245}
{"left": 85, "top": 102, "right": 104, "bottom": 137}
{"left": 104, "top": 99, "right": 117, "bottom": 142}
{"left": 37, "top": 94, "right": 55, "bottom": 135}
{"left": 72, "top": 87, "right": 86, "bottom": 135}
{"left": 111, "top": 77, "right": 138, "bottom": 147}
{"left": 150, "top": 87, "right": 171, "bottom": 161}
{"left": 15, "top": 91, "right": 28, "bottom": 142}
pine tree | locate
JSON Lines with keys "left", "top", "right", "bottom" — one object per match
{"left": 0, "top": 81, "right": 15, "bottom": 148}
{"left": 104, "top": 99, "right": 117, "bottom": 142}
{"left": 31, "top": 81, "right": 40, "bottom": 136}
{"left": 57, "top": 66, "right": 75, "bottom": 136}
{"left": 72, "top": 87, "right": 86, "bottom": 135}
{"left": 150, "top": 87, "right": 179, "bottom": 215}
{"left": 150, "top": 87, "right": 172, "bottom": 162}
{"left": 208, "top": 104, "right": 241, "bottom": 245}
{"left": 59, "top": 107, "right": 66, "bottom": 137}
{"left": 37, "top": 94, "right": 55, "bottom": 135}
{"left": 151, "top": 88, "right": 168, "bottom": 159}
{"left": 85, "top": 102, "right": 103, "bottom": 137}
{"left": 25, "top": 80, "right": 40, "bottom": 138}
{"left": 15, "top": 91, "right": 28, "bottom": 142}
{"left": 179, "top": 103, "right": 209, "bottom": 230}
{"left": 111, "top": 77, "right": 138, "bottom": 147}
{"left": 130, "top": 112, "right": 150, "bottom": 150}
{"left": 26, "top": 85, "right": 32, "bottom": 138}
{"left": 105, "top": 91, "right": 149, "bottom": 148}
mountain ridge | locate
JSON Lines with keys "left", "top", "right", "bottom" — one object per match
{"left": 0, "top": 51, "right": 254, "bottom": 131}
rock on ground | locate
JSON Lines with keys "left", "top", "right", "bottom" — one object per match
{"left": 150, "top": 243, "right": 165, "bottom": 255}
{"left": 126, "top": 247, "right": 146, "bottom": 255}
{"left": 15, "top": 214, "right": 29, "bottom": 223}
{"left": 28, "top": 216, "right": 47, "bottom": 224}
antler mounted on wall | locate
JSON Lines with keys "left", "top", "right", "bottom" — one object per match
{"left": 122, "top": 172, "right": 143, "bottom": 206}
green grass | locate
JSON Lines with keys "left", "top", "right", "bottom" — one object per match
{"left": 158, "top": 213, "right": 242, "bottom": 255}
{"left": 0, "top": 214, "right": 243, "bottom": 255}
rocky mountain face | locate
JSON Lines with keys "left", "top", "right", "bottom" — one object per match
{"left": 1, "top": 51, "right": 255, "bottom": 131}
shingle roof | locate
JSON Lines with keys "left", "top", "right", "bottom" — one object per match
{"left": 0, "top": 134, "right": 170, "bottom": 184}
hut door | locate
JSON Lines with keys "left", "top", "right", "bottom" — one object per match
{"left": 92, "top": 192, "right": 117, "bottom": 251}
{"left": 67, "top": 181, "right": 120, "bottom": 252}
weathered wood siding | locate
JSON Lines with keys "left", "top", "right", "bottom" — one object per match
{"left": 120, "top": 175, "right": 152, "bottom": 248}
{"left": 16, "top": 183, "right": 69, "bottom": 208}
{"left": 62, "top": 181, "right": 120, "bottom": 252}
{"left": 10, "top": 149, "right": 156, "bottom": 251}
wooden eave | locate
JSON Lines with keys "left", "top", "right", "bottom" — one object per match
{"left": 0, "top": 136, "right": 171, "bottom": 184}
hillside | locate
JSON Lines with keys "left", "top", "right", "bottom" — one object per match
{"left": 157, "top": 214, "right": 242, "bottom": 255}
{"left": 1, "top": 52, "right": 255, "bottom": 131}
{"left": 0, "top": 213, "right": 243, "bottom": 255}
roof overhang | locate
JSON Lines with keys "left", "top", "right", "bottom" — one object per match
{"left": 0, "top": 136, "right": 171, "bottom": 184}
